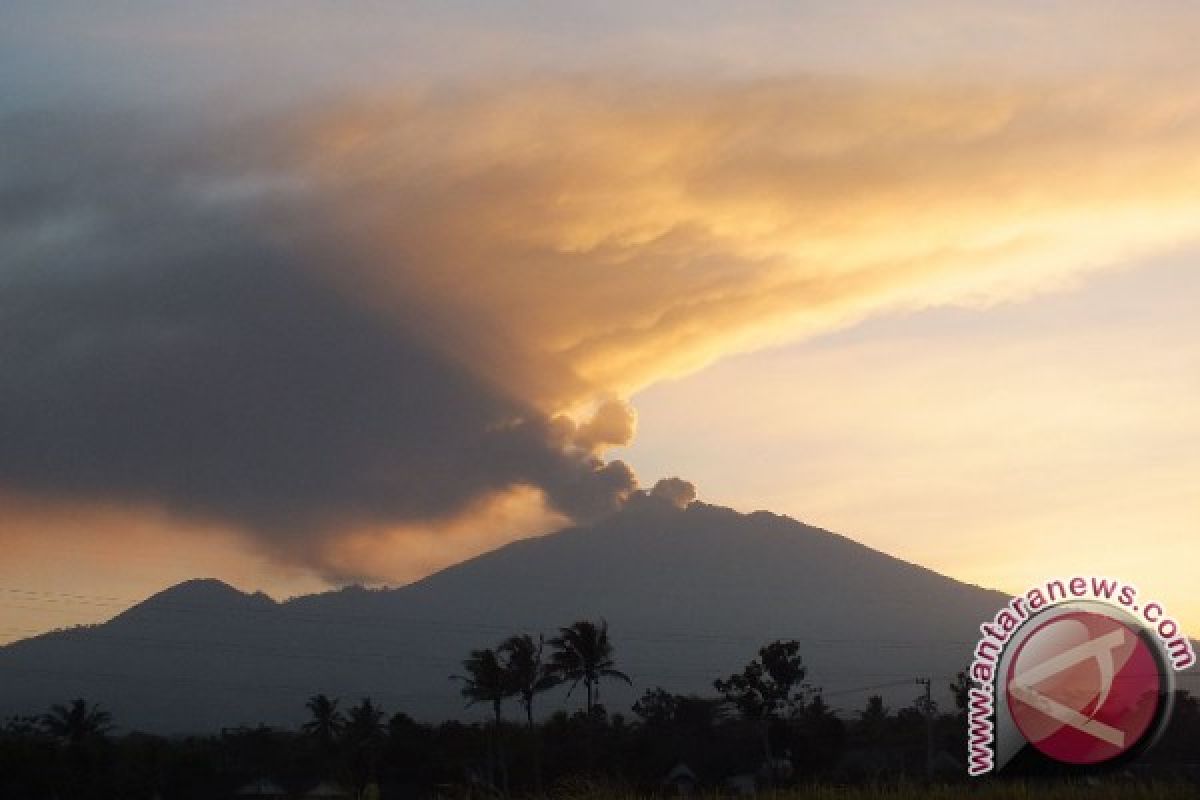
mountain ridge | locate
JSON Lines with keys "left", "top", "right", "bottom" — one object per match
{"left": 0, "top": 500, "right": 1011, "bottom": 733}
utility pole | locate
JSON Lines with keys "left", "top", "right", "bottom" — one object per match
{"left": 916, "top": 678, "right": 934, "bottom": 777}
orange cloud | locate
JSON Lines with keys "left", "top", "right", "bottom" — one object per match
{"left": 297, "top": 76, "right": 1200, "bottom": 417}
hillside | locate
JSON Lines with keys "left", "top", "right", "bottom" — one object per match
{"left": 0, "top": 499, "right": 1008, "bottom": 733}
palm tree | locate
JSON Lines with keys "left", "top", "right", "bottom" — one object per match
{"left": 343, "top": 697, "right": 385, "bottom": 745}
{"left": 41, "top": 698, "right": 112, "bottom": 745}
{"left": 451, "top": 647, "right": 510, "bottom": 726}
{"left": 303, "top": 694, "right": 345, "bottom": 753}
{"left": 549, "top": 620, "right": 632, "bottom": 771}
{"left": 499, "top": 634, "right": 559, "bottom": 793}
{"left": 451, "top": 648, "right": 512, "bottom": 793}
{"left": 342, "top": 698, "right": 386, "bottom": 797}
{"left": 498, "top": 634, "right": 559, "bottom": 730}
{"left": 548, "top": 619, "right": 631, "bottom": 715}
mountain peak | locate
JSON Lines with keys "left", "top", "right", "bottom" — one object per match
{"left": 119, "top": 578, "right": 275, "bottom": 619}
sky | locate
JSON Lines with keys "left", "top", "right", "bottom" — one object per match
{"left": 1, "top": 1, "right": 1199, "bottom": 643}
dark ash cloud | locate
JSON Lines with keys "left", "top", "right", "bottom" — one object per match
{"left": 648, "top": 478, "right": 697, "bottom": 509}
{"left": 0, "top": 111, "right": 637, "bottom": 574}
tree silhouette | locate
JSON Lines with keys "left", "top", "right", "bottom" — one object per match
{"left": 632, "top": 687, "right": 725, "bottom": 732}
{"left": 549, "top": 619, "right": 631, "bottom": 772}
{"left": 452, "top": 648, "right": 510, "bottom": 726}
{"left": 714, "top": 640, "right": 811, "bottom": 778}
{"left": 40, "top": 698, "right": 115, "bottom": 799}
{"left": 548, "top": 619, "right": 631, "bottom": 716}
{"left": 343, "top": 697, "right": 385, "bottom": 745}
{"left": 499, "top": 634, "right": 559, "bottom": 730}
{"left": 632, "top": 686, "right": 727, "bottom": 774}
{"left": 341, "top": 698, "right": 385, "bottom": 797}
{"left": 857, "top": 694, "right": 890, "bottom": 745}
{"left": 499, "top": 634, "right": 559, "bottom": 792}
{"left": 798, "top": 693, "right": 846, "bottom": 776}
{"left": 714, "top": 640, "right": 810, "bottom": 722}
{"left": 949, "top": 670, "right": 973, "bottom": 716}
{"left": 302, "top": 693, "right": 345, "bottom": 753}
{"left": 41, "top": 698, "right": 113, "bottom": 745}
{"left": 452, "top": 648, "right": 512, "bottom": 792}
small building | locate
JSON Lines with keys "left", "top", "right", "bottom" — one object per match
{"left": 662, "top": 762, "right": 699, "bottom": 796}
{"left": 306, "top": 781, "right": 351, "bottom": 799}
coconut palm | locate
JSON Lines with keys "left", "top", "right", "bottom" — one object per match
{"left": 452, "top": 648, "right": 513, "bottom": 793}
{"left": 41, "top": 698, "right": 113, "bottom": 745}
{"left": 451, "top": 647, "right": 510, "bottom": 725}
{"left": 302, "top": 694, "right": 345, "bottom": 751}
{"left": 499, "top": 633, "right": 559, "bottom": 793}
{"left": 342, "top": 697, "right": 385, "bottom": 745}
{"left": 342, "top": 698, "right": 386, "bottom": 798}
{"left": 498, "top": 634, "right": 559, "bottom": 730}
{"left": 548, "top": 619, "right": 631, "bottom": 715}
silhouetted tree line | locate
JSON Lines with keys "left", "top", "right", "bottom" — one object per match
{"left": 3, "top": 625, "right": 1200, "bottom": 799}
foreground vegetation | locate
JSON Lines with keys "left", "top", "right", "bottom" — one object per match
{"left": 547, "top": 787, "right": 1200, "bottom": 800}
{"left": 3, "top": 622, "right": 1198, "bottom": 799}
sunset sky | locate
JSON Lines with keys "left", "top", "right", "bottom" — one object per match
{"left": 2, "top": 2, "right": 1198, "bottom": 644}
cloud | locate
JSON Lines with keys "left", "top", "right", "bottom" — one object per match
{"left": 4, "top": 74, "right": 1200, "bottom": 579}
{"left": 0, "top": 110, "right": 638, "bottom": 577}
{"left": 649, "top": 478, "right": 698, "bottom": 510}
{"left": 298, "top": 77, "right": 1200, "bottom": 400}
{"left": 571, "top": 398, "right": 637, "bottom": 453}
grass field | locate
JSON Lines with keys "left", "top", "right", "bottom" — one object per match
{"left": 765, "top": 786, "right": 1198, "bottom": 800}
{"left": 549, "top": 783, "right": 1199, "bottom": 800}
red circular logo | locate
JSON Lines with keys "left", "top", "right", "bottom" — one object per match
{"left": 1006, "top": 610, "right": 1164, "bottom": 765}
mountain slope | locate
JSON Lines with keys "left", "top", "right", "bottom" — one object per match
{"left": 0, "top": 500, "right": 1008, "bottom": 733}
